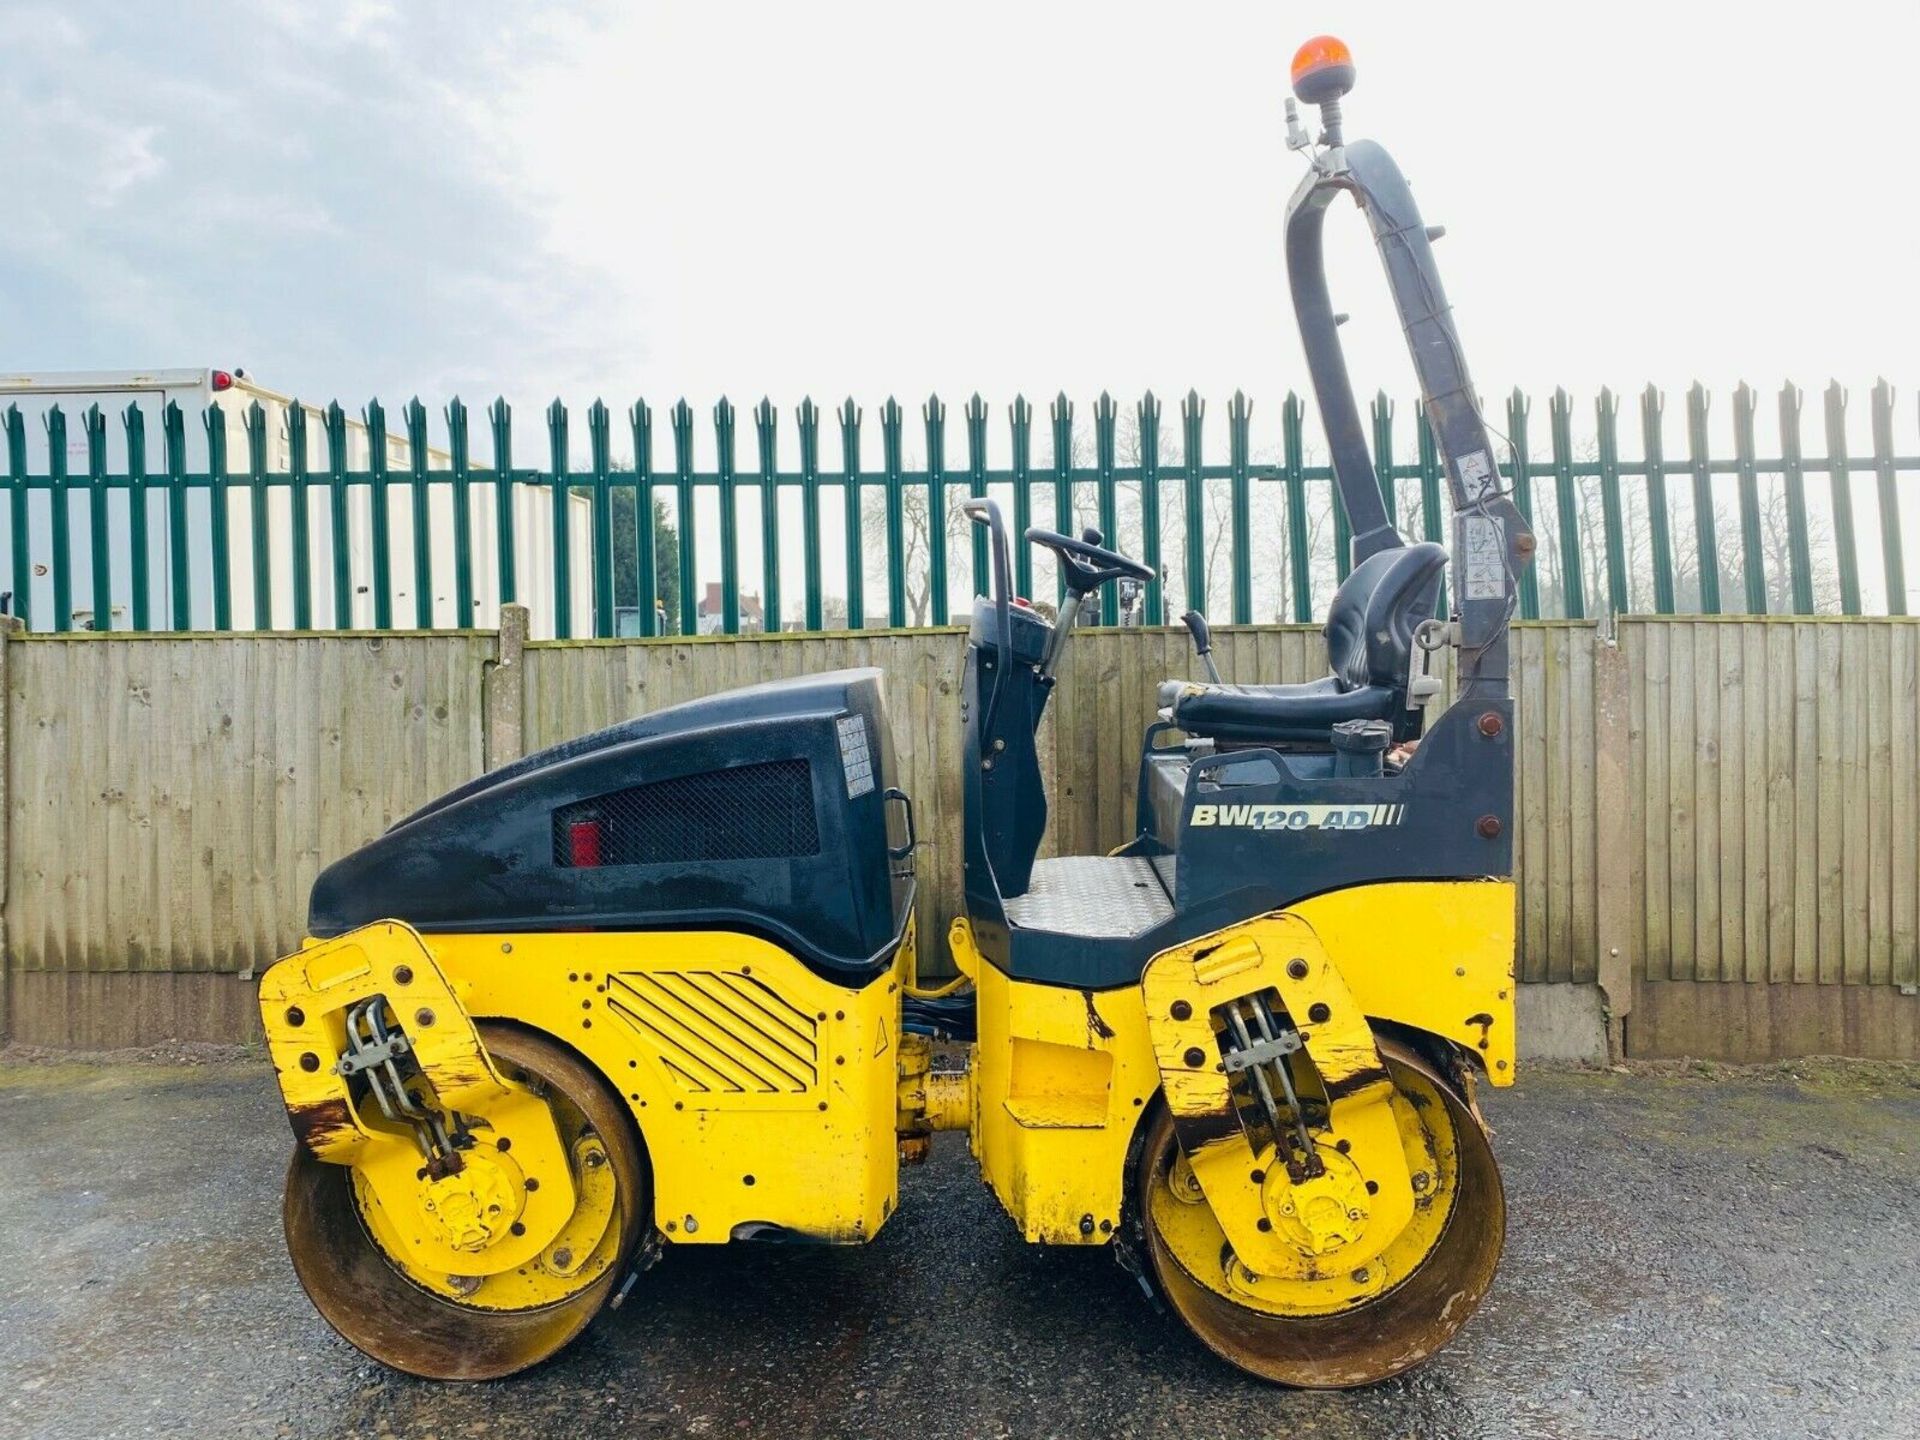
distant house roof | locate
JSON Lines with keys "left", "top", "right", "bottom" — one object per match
{"left": 697, "top": 581, "right": 764, "bottom": 625}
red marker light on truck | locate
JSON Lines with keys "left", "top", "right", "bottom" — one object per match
{"left": 210, "top": 370, "right": 234, "bottom": 391}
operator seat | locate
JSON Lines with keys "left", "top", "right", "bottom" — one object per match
{"left": 1160, "top": 541, "right": 1447, "bottom": 745}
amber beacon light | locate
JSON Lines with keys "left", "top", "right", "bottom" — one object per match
{"left": 1289, "top": 34, "right": 1355, "bottom": 104}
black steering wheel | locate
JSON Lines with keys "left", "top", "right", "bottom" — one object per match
{"left": 1024, "top": 526, "right": 1154, "bottom": 596}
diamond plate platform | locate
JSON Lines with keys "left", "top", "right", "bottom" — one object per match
{"left": 1003, "top": 856, "right": 1174, "bottom": 938}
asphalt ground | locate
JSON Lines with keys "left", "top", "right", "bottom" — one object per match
{"left": 1, "top": 1051, "right": 1916, "bottom": 1440}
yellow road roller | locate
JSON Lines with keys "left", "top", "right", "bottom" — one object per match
{"left": 259, "top": 36, "right": 1533, "bottom": 1387}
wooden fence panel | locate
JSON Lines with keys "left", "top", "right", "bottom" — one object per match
{"left": 5, "top": 632, "right": 491, "bottom": 978}
{"left": 1623, "top": 617, "right": 1920, "bottom": 989}
{"left": 8, "top": 615, "right": 1913, "bottom": 1054}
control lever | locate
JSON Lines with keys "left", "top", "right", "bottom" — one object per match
{"left": 1180, "top": 610, "right": 1223, "bottom": 684}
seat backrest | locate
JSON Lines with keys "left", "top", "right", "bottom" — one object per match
{"left": 1323, "top": 541, "right": 1449, "bottom": 691}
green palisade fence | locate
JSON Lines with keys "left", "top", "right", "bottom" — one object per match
{"left": 1, "top": 382, "right": 1914, "bottom": 636}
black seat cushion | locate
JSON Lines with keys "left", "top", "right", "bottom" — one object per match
{"left": 1162, "top": 541, "right": 1447, "bottom": 745}
{"left": 1160, "top": 676, "right": 1398, "bottom": 744}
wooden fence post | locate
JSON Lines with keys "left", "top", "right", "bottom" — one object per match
{"left": 1592, "top": 623, "right": 1636, "bottom": 1058}
{"left": 0, "top": 614, "right": 17, "bottom": 1043}
{"left": 484, "top": 604, "right": 529, "bottom": 772}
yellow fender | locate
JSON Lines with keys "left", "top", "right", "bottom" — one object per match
{"left": 1141, "top": 914, "right": 1413, "bottom": 1277}
{"left": 259, "top": 921, "right": 578, "bottom": 1276}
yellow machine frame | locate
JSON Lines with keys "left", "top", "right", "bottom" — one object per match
{"left": 264, "top": 878, "right": 1509, "bottom": 1257}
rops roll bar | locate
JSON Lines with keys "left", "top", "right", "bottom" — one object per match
{"left": 1283, "top": 36, "right": 1533, "bottom": 696}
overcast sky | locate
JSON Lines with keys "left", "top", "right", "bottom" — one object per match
{"left": 5, "top": 0, "right": 1919, "bottom": 623}
{"left": 7, "top": 1, "right": 1917, "bottom": 432}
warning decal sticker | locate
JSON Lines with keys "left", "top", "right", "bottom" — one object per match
{"left": 1462, "top": 514, "right": 1506, "bottom": 601}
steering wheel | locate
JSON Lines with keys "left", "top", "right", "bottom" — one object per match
{"left": 1024, "top": 526, "right": 1154, "bottom": 596}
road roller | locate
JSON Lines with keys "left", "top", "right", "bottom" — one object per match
{"left": 258, "top": 37, "right": 1533, "bottom": 1386}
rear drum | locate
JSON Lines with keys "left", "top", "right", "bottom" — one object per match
{"left": 282, "top": 1023, "right": 649, "bottom": 1380}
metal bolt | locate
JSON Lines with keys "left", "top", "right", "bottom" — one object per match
{"left": 415, "top": 1007, "right": 436, "bottom": 1028}
{"left": 1183, "top": 1046, "right": 1207, "bottom": 1068}
{"left": 1308, "top": 1002, "right": 1331, "bottom": 1024}
{"left": 285, "top": 1006, "right": 305, "bottom": 1027}
{"left": 1476, "top": 710, "right": 1505, "bottom": 738}
{"left": 509, "top": 1221, "right": 526, "bottom": 1237}
{"left": 299, "top": 1052, "right": 320, "bottom": 1072}
{"left": 550, "top": 1246, "right": 573, "bottom": 1268}
{"left": 1080, "top": 1214, "right": 1095, "bottom": 1235}
{"left": 1475, "top": 814, "right": 1503, "bottom": 839}
{"left": 1287, "top": 959, "right": 1309, "bottom": 980}
{"left": 1170, "top": 1000, "right": 1192, "bottom": 1021}
{"left": 684, "top": 1215, "right": 699, "bottom": 1234}
{"left": 525, "top": 1177, "right": 540, "bottom": 1191}
{"left": 1412, "top": 1171, "right": 1431, "bottom": 1192}
{"left": 392, "top": 965, "right": 414, "bottom": 986}
{"left": 1351, "top": 1267, "right": 1370, "bottom": 1283}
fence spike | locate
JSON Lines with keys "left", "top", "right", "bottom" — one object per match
{"left": 205, "top": 401, "right": 233, "bottom": 630}
{"left": 588, "top": 398, "right": 615, "bottom": 637}
{"left": 924, "top": 392, "right": 948, "bottom": 628}
{"left": 323, "top": 401, "right": 352, "bottom": 628}
{"left": 1869, "top": 377, "right": 1906, "bottom": 615}
{"left": 1505, "top": 389, "right": 1539, "bottom": 616}
{"left": 1822, "top": 380, "right": 1861, "bottom": 614}
{"left": 1093, "top": 392, "right": 1119, "bottom": 622}
{"left": 714, "top": 397, "right": 740, "bottom": 634}
{"left": 964, "top": 394, "right": 989, "bottom": 606}
{"left": 489, "top": 397, "right": 517, "bottom": 608}
{"left": 1181, "top": 390, "right": 1206, "bottom": 612}
{"left": 446, "top": 396, "right": 475, "bottom": 628}
{"left": 798, "top": 396, "right": 823, "bottom": 630}
{"left": 241, "top": 400, "right": 267, "bottom": 630}
{"left": 84, "top": 403, "right": 111, "bottom": 630}
{"left": 1009, "top": 395, "right": 1034, "bottom": 599}
{"left": 1731, "top": 381, "right": 1767, "bottom": 614}
{"left": 1138, "top": 390, "right": 1164, "bottom": 622}
{"left": 1683, "top": 382, "right": 1719, "bottom": 614}
{"left": 838, "top": 397, "right": 864, "bottom": 629}
{"left": 1049, "top": 392, "right": 1074, "bottom": 601}
{"left": 4, "top": 404, "right": 26, "bottom": 627}
{"left": 1229, "top": 390, "right": 1253, "bottom": 622}
{"left": 1548, "top": 385, "right": 1586, "bottom": 619}
{"left": 124, "top": 401, "right": 152, "bottom": 630}
{"left": 361, "top": 398, "right": 392, "bottom": 628}
{"left": 630, "top": 398, "right": 657, "bottom": 635}
{"left": 164, "top": 400, "right": 192, "bottom": 630}
{"left": 1281, "top": 391, "right": 1310, "bottom": 622}
{"left": 671, "top": 399, "right": 697, "bottom": 635}
{"left": 756, "top": 397, "right": 781, "bottom": 634}
{"left": 404, "top": 397, "right": 433, "bottom": 629}
{"left": 1777, "top": 382, "right": 1814, "bottom": 613}
{"left": 1594, "top": 387, "right": 1628, "bottom": 616}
